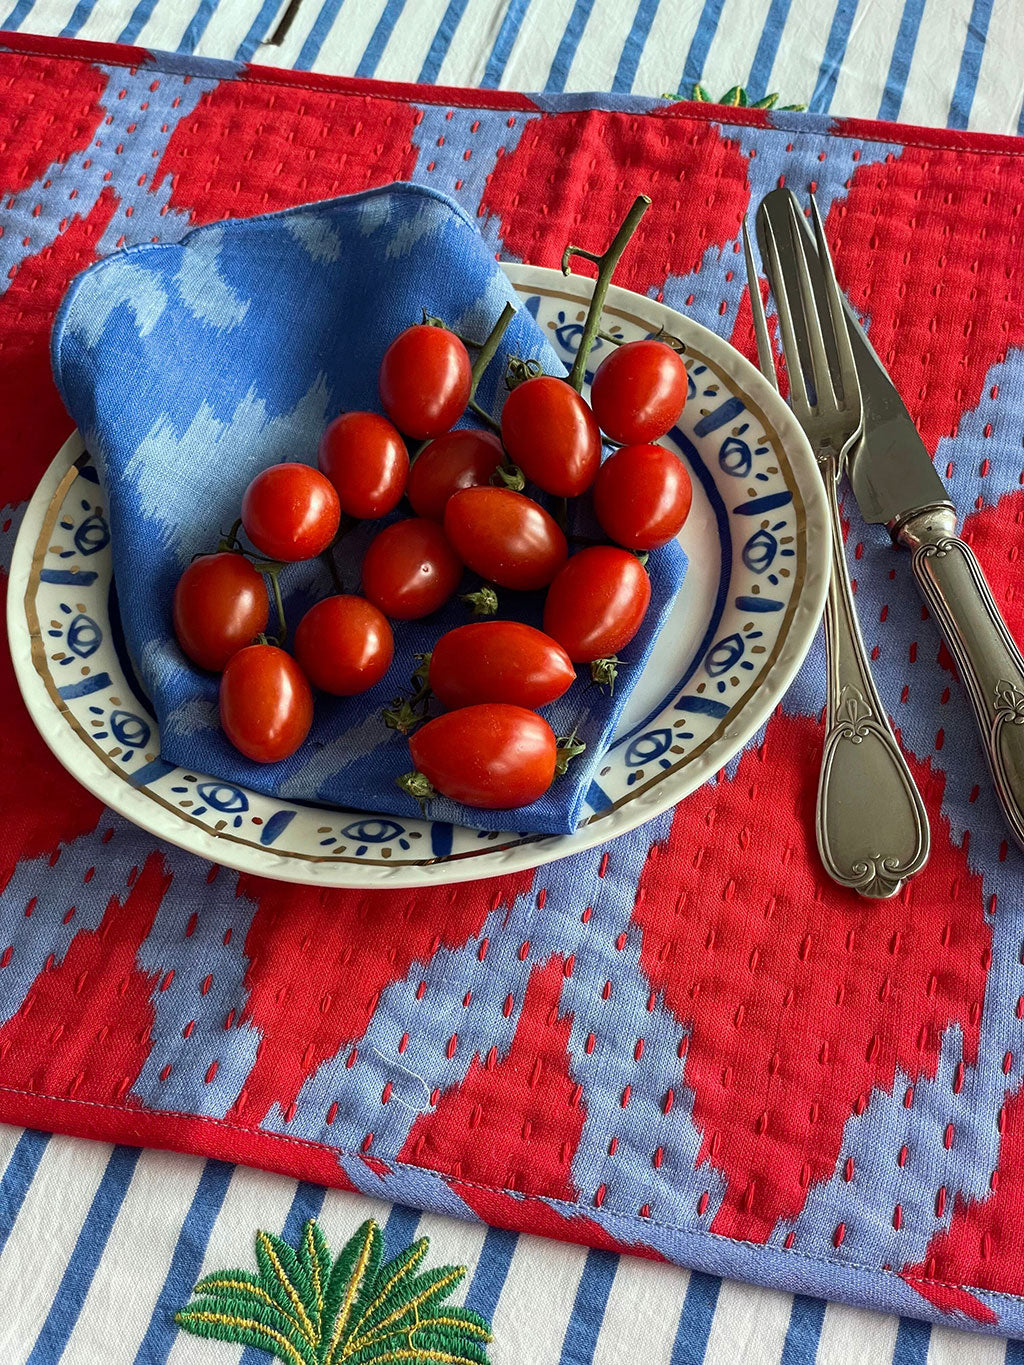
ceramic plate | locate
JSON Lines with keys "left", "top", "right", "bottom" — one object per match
{"left": 7, "top": 264, "right": 828, "bottom": 887}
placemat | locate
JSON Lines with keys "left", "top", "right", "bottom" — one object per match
{"left": 1, "top": 31, "right": 1024, "bottom": 1340}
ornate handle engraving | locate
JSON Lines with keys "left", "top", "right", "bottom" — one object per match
{"left": 817, "top": 467, "right": 930, "bottom": 898}
{"left": 904, "top": 511, "right": 1024, "bottom": 850}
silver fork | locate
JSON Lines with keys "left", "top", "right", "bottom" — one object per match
{"left": 742, "top": 195, "right": 929, "bottom": 899}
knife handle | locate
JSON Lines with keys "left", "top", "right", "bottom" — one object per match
{"left": 901, "top": 504, "right": 1024, "bottom": 849}
{"left": 817, "top": 462, "right": 930, "bottom": 898}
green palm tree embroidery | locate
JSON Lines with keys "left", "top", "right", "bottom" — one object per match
{"left": 174, "top": 1218, "right": 492, "bottom": 1365}
{"left": 663, "top": 84, "right": 806, "bottom": 110}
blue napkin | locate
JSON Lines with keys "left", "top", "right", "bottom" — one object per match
{"left": 52, "top": 184, "right": 687, "bottom": 835}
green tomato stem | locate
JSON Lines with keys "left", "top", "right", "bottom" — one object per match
{"left": 469, "top": 302, "right": 515, "bottom": 398}
{"left": 468, "top": 398, "right": 502, "bottom": 433}
{"left": 562, "top": 194, "right": 652, "bottom": 393}
{"left": 258, "top": 565, "right": 288, "bottom": 645}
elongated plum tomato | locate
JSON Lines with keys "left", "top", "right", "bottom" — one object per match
{"left": 294, "top": 595, "right": 394, "bottom": 696}
{"left": 593, "top": 443, "right": 693, "bottom": 550}
{"left": 590, "top": 339, "right": 688, "bottom": 445}
{"left": 429, "top": 621, "right": 575, "bottom": 710}
{"left": 361, "top": 517, "right": 463, "bottom": 620}
{"left": 544, "top": 546, "right": 651, "bottom": 662}
{"left": 173, "top": 552, "right": 268, "bottom": 672}
{"left": 408, "top": 705, "right": 557, "bottom": 809}
{"left": 500, "top": 375, "right": 601, "bottom": 497}
{"left": 379, "top": 324, "right": 472, "bottom": 440}
{"left": 241, "top": 463, "right": 340, "bottom": 561}
{"left": 219, "top": 645, "right": 313, "bottom": 763}
{"left": 443, "top": 487, "right": 567, "bottom": 590}
{"left": 317, "top": 412, "right": 408, "bottom": 519}
{"left": 407, "top": 428, "right": 504, "bottom": 520}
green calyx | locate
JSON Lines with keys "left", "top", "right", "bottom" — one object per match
{"left": 460, "top": 586, "right": 499, "bottom": 617}
{"left": 590, "top": 656, "right": 622, "bottom": 692}
{"left": 396, "top": 770, "right": 437, "bottom": 814}
{"left": 554, "top": 729, "right": 587, "bottom": 776}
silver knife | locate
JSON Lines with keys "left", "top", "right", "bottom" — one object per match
{"left": 759, "top": 187, "right": 1024, "bottom": 850}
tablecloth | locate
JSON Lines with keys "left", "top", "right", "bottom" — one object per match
{"left": 3, "top": 4, "right": 1024, "bottom": 1364}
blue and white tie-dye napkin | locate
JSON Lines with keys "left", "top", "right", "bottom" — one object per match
{"left": 51, "top": 184, "right": 687, "bottom": 835}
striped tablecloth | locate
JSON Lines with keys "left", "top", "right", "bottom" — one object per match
{"left": 2, "top": 4, "right": 1024, "bottom": 1364}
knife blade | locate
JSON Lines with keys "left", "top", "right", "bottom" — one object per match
{"left": 756, "top": 188, "right": 951, "bottom": 531}
{"left": 754, "top": 185, "right": 1024, "bottom": 853}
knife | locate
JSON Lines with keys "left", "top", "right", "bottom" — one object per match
{"left": 758, "top": 187, "right": 1024, "bottom": 851}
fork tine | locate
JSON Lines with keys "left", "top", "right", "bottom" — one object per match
{"left": 759, "top": 212, "right": 810, "bottom": 414}
{"left": 808, "top": 193, "right": 860, "bottom": 417}
{"left": 741, "top": 221, "right": 778, "bottom": 390}
{"left": 785, "top": 197, "right": 837, "bottom": 412}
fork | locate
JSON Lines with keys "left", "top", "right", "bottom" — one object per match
{"left": 743, "top": 194, "right": 929, "bottom": 899}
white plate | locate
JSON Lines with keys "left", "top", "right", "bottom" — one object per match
{"left": 7, "top": 264, "right": 828, "bottom": 887}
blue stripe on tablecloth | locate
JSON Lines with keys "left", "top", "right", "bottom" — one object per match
{"left": 612, "top": 0, "right": 661, "bottom": 93}
{"left": 26, "top": 1146, "right": 141, "bottom": 1365}
{"left": 463, "top": 1225, "right": 518, "bottom": 1322}
{"left": 383, "top": 1203, "right": 422, "bottom": 1257}
{"left": 60, "top": 1, "right": 98, "bottom": 37}
{"left": 877, "top": 0, "right": 927, "bottom": 121}
{"left": 1008, "top": 1341, "right": 1024, "bottom": 1364}
{"left": 482, "top": 0, "right": 530, "bottom": 87}
{"left": 238, "top": 1181, "right": 328, "bottom": 1365}
{"left": 808, "top": 0, "right": 859, "bottom": 113}
{"left": 132, "top": 1158, "right": 233, "bottom": 1365}
{"left": 118, "top": 0, "right": 161, "bottom": 44}
{"left": 0, "top": 0, "right": 34, "bottom": 29}
{"left": 296, "top": 0, "right": 347, "bottom": 70}
{"left": 234, "top": 0, "right": 282, "bottom": 61}
{"left": 747, "top": 0, "right": 793, "bottom": 100}
{"left": 948, "top": 0, "right": 994, "bottom": 129}
{"left": 0, "top": 1130, "right": 49, "bottom": 1256}
{"left": 892, "top": 1315, "right": 931, "bottom": 1364}
{"left": 356, "top": 0, "right": 408, "bottom": 78}
{"left": 419, "top": 0, "right": 472, "bottom": 83}
{"left": 671, "top": 1271, "right": 721, "bottom": 1364}
{"left": 559, "top": 1248, "right": 618, "bottom": 1363}
{"left": 177, "top": 0, "right": 220, "bottom": 52}
{"left": 780, "top": 1295, "right": 826, "bottom": 1363}
{"left": 677, "top": 0, "right": 726, "bottom": 95}
{"left": 546, "top": 0, "right": 597, "bottom": 93}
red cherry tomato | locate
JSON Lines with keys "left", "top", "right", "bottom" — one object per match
{"left": 593, "top": 443, "right": 693, "bottom": 550}
{"left": 407, "top": 428, "right": 504, "bottom": 520}
{"left": 500, "top": 376, "right": 601, "bottom": 497}
{"left": 429, "top": 621, "right": 575, "bottom": 710}
{"left": 294, "top": 595, "right": 394, "bottom": 696}
{"left": 544, "top": 546, "right": 651, "bottom": 662}
{"left": 317, "top": 412, "right": 408, "bottom": 519}
{"left": 443, "top": 487, "right": 567, "bottom": 591}
{"left": 408, "top": 704, "right": 557, "bottom": 809}
{"left": 379, "top": 324, "right": 472, "bottom": 440}
{"left": 361, "top": 517, "right": 463, "bottom": 620}
{"left": 590, "top": 339, "right": 688, "bottom": 444}
{"left": 241, "top": 463, "right": 340, "bottom": 561}
{"left": 219, "top": 644, "right": 313, "bottom": 762}
{"left": 172, "top": 552, "right": 268, "bottom": 672}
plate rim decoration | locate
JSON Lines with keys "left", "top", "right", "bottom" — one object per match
{"left": 7, "top": 263, "right": 829, "bottom": 888}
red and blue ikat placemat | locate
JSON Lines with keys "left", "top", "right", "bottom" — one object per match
{"left": 2, "top": 30, "right": 1024, "bottom": 1338}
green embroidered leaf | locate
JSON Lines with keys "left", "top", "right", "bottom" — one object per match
{"left": 751, "top": 92, "right": 779, "bottom": 109}
{"left": 360, "top": 1238, "right": 430, "bottom": 1321}
{"left": 255, "top": 1230, "right": 320, "bottom": 1345}
{"left": 297, "top": 1219, "right": 332, "bottom": 1328}
{"left": 189, "top": 1271, "right": 310, "bottom": 1337}
{"left": 174, "top": 1307, "right": 318, "bottom": 1365}
{"left": 345, "top": 1330, "right": 490, "bottom": 1365}
{"left": 178, "top": 1294, "right": 310, "bottom": 1350}
{"left": 349, "top": 1263, "right": 468, "bottom": 1347}
{"left": 693, "top": 82, "right": 711, "bottom": 102}
{"left": 322, "top": 1220, "right": 383, "bottom": 1363}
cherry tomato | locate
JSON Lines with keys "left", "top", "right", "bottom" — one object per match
{"left": 593, "top": 443, "right": 693, "bottom": 550}
{"left": 544, "top": 546, "right": 651, "bottom": 662}
{"left": 172, "top": 552, "right": 268, "bottom": 672}
{"left": 500, "top": 376, "right": 601, "bottom": 497}
{"left": 590, "top": 339, "right": 688, "bottom": 444}
{"left": 408, "top": 705, "right": 557, "bottom": 809}
{"left": 219, "top": 645, "right": 313, "bottom": 762}
{"left": 429, "top": 621, "right": 575, "bottom": 710}
{"left": 361, "top": 517, "right": 463, "bottom": 620}
{"left": 379, "top": 324, "right": 472, "bottom": 439}
{"left": 294, "top": 595, "right": 394, "bottom": 696}
{"left": 407, "top": 428, "right": 504, "bottom": 520}
{"left": 317, "top": 412, "right": 408, "bottom": 519}
{"left": 241, "top": 463, "right": 340, "bottom": 561}
{"left": 443, "top": 487, "right": 567, "bottom": 590}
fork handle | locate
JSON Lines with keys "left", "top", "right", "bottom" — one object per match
{"left": 816, "top": 460, "right": 930, "bottom": 897}
{"left": 900, "top": 504, "right": 1024, "bottom": 850}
